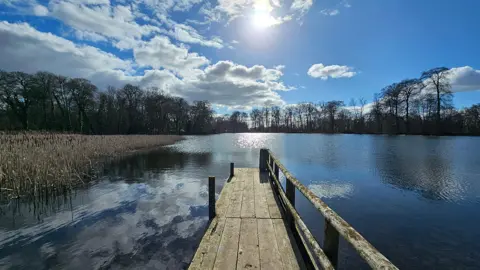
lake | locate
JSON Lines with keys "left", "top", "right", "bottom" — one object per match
{"left": 1, "top": 133, "right": 480, "bottom": 269}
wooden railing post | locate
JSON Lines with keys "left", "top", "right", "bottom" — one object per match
{"left": 323, "top": 219, "right": 340, "bottom": 268}
{"left": 259, "top": 149, "right": 268, "bottom": 172}
{"left": 269, "top": 155, "right": 274, "bottom": 172}
{"left": 274, "top": 163, "right": 279, "bottom": 182}
{"left": 230, "top": 162, "right": 234, "bottom": 177}
{"left": 286, "top": 178, "right": 295, "bottom": 230}
{"left": 209, "top": 176, "right": 216, "bottom": 220}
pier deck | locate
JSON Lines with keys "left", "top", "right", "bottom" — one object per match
{"left": 189, "top": 149, "right": 398, "bottom": 270}
{"left": 189, "top": 168, "right": 304, "bottom": 270}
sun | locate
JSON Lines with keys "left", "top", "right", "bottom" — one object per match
{"left": 252, "top": 9, "right": 279, "bottom": 29}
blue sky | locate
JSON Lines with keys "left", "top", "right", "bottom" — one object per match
{"left": 1, "top": 0, "right": 479, "bottom": 113}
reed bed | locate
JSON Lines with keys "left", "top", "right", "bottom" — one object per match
{"left": 0, "top": 133, "right": 182, "bottom": 199}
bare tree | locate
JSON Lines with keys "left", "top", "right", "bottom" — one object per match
{"left": 325, "top": 101, "right": 344, "bottom": 132}
{"left": 420, "top": 67, "right": 452, "bottom": 134}
{"left": 399, "top": 79, "right": 422, "bottom": 133}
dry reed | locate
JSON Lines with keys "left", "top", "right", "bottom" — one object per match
{"left": 0, "top": 133, "right": 182, "bottom": 199}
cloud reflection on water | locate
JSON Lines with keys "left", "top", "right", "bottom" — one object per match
{"left": 308, "top": 182, "right": 354, "bottom": 199}
{"left": 0, "top": 150, "right": 210, "bottom": 269}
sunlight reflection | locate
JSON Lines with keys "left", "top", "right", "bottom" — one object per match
{"left": 251, "top": 0, "right": 281, "bottom": 29}
{"left": 308, "top": 182, "right": 354, "bottom": 199}
{"left": 236, "top": 133, "right": 272, "bottom": 148}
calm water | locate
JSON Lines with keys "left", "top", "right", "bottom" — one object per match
{"left": 1, "top": 134, "right": 480, "bottom": 269}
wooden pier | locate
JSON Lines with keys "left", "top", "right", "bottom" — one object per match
{"left": 189, "top": 149, "right": 398, "bottom": 270}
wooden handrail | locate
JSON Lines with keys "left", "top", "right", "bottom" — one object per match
{"left": 267, "top": 161, "right": 334, "bottom": 270}
{"left": 261, "top": 149, "right": 398, "bottom": 270}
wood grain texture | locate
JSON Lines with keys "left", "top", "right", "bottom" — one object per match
{"left": 241, "top": 169, "right": 255, "bottom": 218}
{"left": 214, "top": 218, "right": 241, "bottom": 270}
{"left": 257, "top": 218, "right": 283, "bottom": 270}
{"left": 216, "top": 177, "right": 235, "bottom": 217}
{"left": 260, "top": 172, "right": 282, "bottom": 219}
{"left": 226, "top": 189, "right": 243, "bottom": 218}
{"left": 254, "top": 169, "right": 270, "bottom": 219}
{"left": 189, "top": 217, "right": 227, "bottom": 270}
{"left": 236, "top": 218, "right": 260, "bottom": 269}
{"left": 272, "top": 219, "right": 302, "bottom": 270}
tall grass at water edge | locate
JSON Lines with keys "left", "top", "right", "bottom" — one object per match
{"left": 0, "top": 133, "right": 182, "bottom": 200}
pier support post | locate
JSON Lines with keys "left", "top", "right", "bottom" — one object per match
{"left": 259, "top": 148, "right": 268, "bottom": 172}
{"left": 324, "top": 219, "right": 339, "bottom": 268}
{"left": 230, "top": 162, "right": 234, "bottom": 177}
{"left": 208, "top": 176, "right": 216, "bottom": 220}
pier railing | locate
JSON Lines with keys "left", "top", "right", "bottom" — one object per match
{"left": 259, "top": 148, "right": 398, "bottom": 270}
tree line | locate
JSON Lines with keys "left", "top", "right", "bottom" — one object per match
{"left": 0, "top": 71, "right": 215, "bottom": 134}
{"left": 223, "top": 67, "right": 480, "bottom": 136}
{"left": 1, "top": 68, "right": 479, "bottom": 136}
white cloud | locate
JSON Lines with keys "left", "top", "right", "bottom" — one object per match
{"left": 307, "top": 63, "right": 357, "bottom": 80}
{"left": 198, "top": 1, "right": 223, "bottom": 23}
{"left": 342, "top": 1, "right": 352, "bottom": 8}
{"left": 231, "top": 39, "right": 240, "bottom": 44}
{"left": 174, "top": 60, "right": 293, "bottom": 108}
{"left": 447, "top": 66, "right": 480, "bottom": 92}
{"left": 291, "top": 0, "right": 313, "bottom": 17}
{"left": 202, "top": 61, "right": 283, "bottom": 82}
{"left": 74, "top": 30, "right": 108, "bottom": 42}
{"left": 200, "top": 0, "right": 312, "bottom": 26}
{"left": 49, "top": 1, "right": 159, "bottom": 48}
{"left": 171, "top": 0, "right": 203, "bottom": 11}
{"left": 67, "top": 0, "right": 110, "bottom": 4}
{"left": 88, "top": 69, "right": 181, "bottom": 91}
{"left": 321, "top": 9, "right": 339, "bottom": 16}
{"left": 133, "top": 36, "right": 210, "bottom": 77}
{"left": 136, "top": 0, "right": 203, "bottom": 14}
{"left": 175, "top": 78, "right": 287, "bottom": 109}
{"left": 344, "top": 101, "right": 375, "bottom": 114}
{"left": 271, "top": 0, "right": 282, "bottom": 7}
{"left": 274, "top": 65, "right": 286, "bottom": 71}
{"left": 0, "top": 21, "right": 129, "bottom": 79}
{"left": 215, "top": 0, "right": 252, "bottom": 21}
{"left": 13, "top": 0, "right": 220, "bottom": 52}
{"left": 167, "top": 23, "right": 224, "bottom": 48}
{"left": 0, "top": 21, "right": 292, "bottom": 108}
{"left": 32, "top": 4, "right": 49, "bottom": 16}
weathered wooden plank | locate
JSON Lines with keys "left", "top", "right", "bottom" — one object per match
{"left": 214, "top": 217, "right": 241, "bottom": 270}
{"left": 260, "top": 172, "right": 282, "bottom": 219}
{"left": 272, "top": 219, "right": 302, "bottom": 270}
{"left": 226, "top": 169, "right": 246, "bottom": 217}
{"left": 254, "top": 168, "right": 270, "bottom": 219}
{"left": 189, "top": 217, "right": 227, "bottom": 270}
{"left": 257, "top": 218, "right": 283, "bottom": 270}
{"left": 226, "top": 190, "right": 243, "bottom": 218}
{"left": 216, "top": 176, "right": 236, "bottom": 217}
{"left": 241, "top": 169, "right": 255, "bottom": 218}
{"left": 236, "top": 218, "right": 260, "bottom": 269}
{"left": 234, "top": 173, "right": 245, "bottom": 191}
